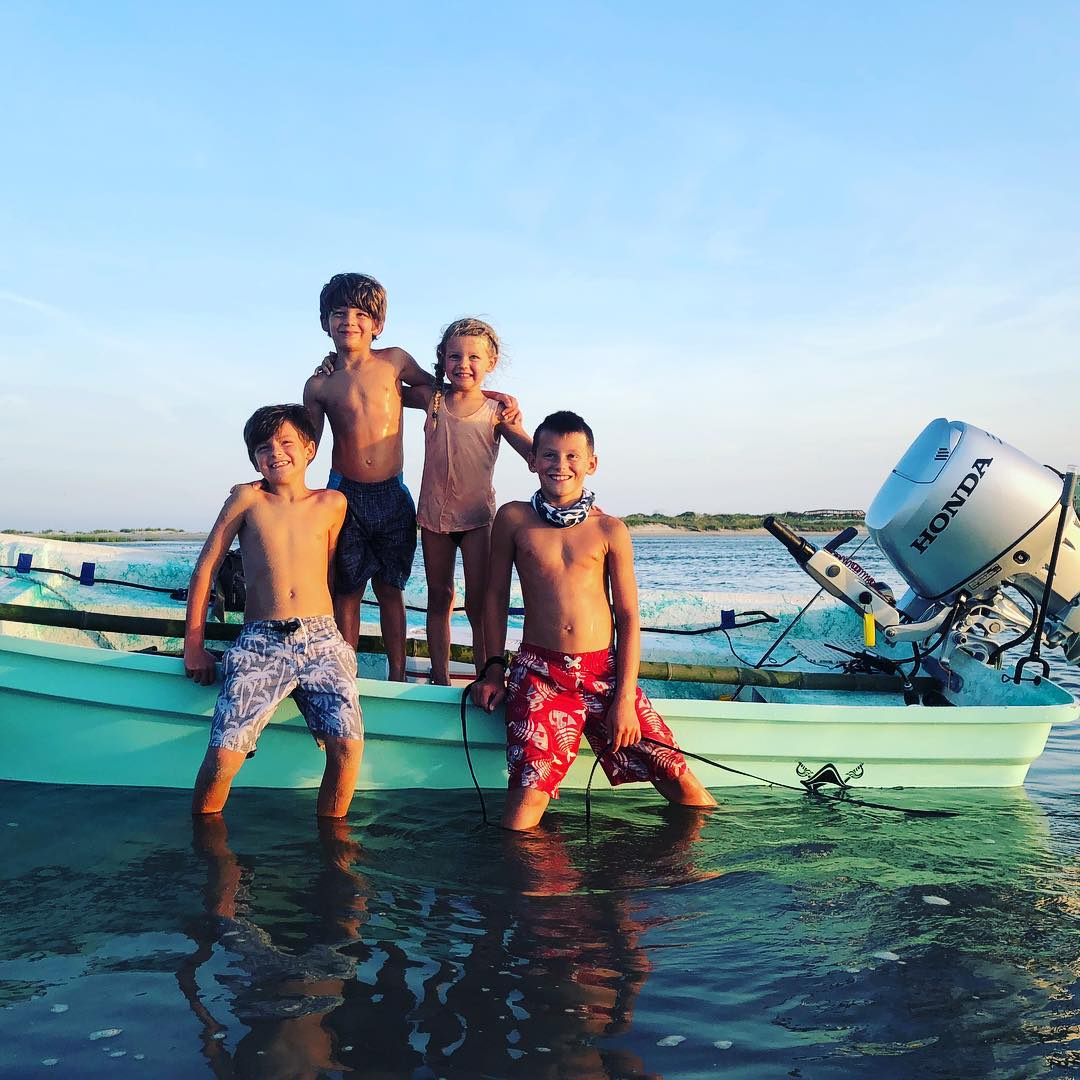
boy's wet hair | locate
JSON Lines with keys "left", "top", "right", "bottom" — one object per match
{"left": 431, "top": 317, "right": 501, "bottom": 429}
{"left": 533, "top": 410, "right": 595, "bottom": 452}
{"left": 243, "top": 404, "right": 318, "bottom": 467}
{"left": 319, "top": 273, "right": 387, "bottom": 335}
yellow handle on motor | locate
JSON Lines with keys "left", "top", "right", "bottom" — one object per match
{"left": 863, "top": 610, "right": 876, "bottom": 648}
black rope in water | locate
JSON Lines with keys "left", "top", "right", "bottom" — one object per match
{"left": 458, "top": 657, "right": 513, "bottom": 828}
{"left": 583, "top": 736, "right": 957, "bottom": 826}
{"left": 459, "top": 678, "right": 490, "bottom": 826}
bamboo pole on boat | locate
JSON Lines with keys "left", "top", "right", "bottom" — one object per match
{"left": 637, "top": 659, "right": 936, "bottom": 692}
{"left": 0, "top": 602, "right": 938, "bottom": 694}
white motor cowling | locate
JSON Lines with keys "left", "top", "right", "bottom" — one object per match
{"left": 866, "top": 419, "right": 1080, "bottom": 662}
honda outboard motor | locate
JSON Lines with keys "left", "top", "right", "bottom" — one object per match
{"left": 765, "top": 419, "right": 1080, "bottom": 676}
{"left": 868, "top": 420, "right": 1080, "bottom": 661}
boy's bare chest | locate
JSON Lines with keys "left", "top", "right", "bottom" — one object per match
{"left": 326, "top": 367, "right": 401, "bottom": 418}
{"left": 243, "top": 505, "right": 328, "bottom": 556}
{"left": 516, "top": 523, "right": 606, "bottom": 576}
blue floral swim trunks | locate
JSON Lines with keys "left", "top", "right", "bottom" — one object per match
{"left": 209, "top": 616, "right": 363, "bottom": 755}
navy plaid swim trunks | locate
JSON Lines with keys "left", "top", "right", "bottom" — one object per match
{"left": 209, "top": 616, "right": 363, "bottom": 755}
{"left": 328, "top": 469, "right": 417, "bottom": 594}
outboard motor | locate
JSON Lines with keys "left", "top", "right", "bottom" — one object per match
{"left": 766, "top": 419, "right": 1080, "bottom": 677}
{"left": 868, "top": 420, "right": 1080, "bottom": 662}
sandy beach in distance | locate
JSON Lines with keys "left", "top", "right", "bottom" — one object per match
{"left": 6, "top": 525, "right": 865, "bottom": 543}
{"left": 626, "top": 523, "right": 865, "bottom": 537}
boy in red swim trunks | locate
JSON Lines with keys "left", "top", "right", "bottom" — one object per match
{"left": 472, "top": 410, "right": 716, "bottom": 830}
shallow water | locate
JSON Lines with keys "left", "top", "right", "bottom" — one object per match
{"left": 2, "top": 536, "right": 1079, "bottom": 1077}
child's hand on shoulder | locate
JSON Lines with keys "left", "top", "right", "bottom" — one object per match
{"left": 608, "top": 697, "right": 642, "bottom": 751}
{"left": 313, "top": 352, "right": 336, "bottom": 377}
{"left": 487, "top": 391, "right": 521, "bottom": 426}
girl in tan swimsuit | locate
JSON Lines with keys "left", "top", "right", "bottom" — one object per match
{"left": 406, "top": 319, "right": 533, "bottom": 684}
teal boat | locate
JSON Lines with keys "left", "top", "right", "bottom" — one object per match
{"left": 4, "top": 416, "right": 1080, "bottom": 793}
{"left": 0, "top": 626, "right": 1074, "bottom": 792}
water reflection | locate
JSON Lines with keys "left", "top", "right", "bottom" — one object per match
{"left": 182, "top": 804, "right": 713, "bottom": 1077}
{"left": 186, "top": 815, "right": 367, "bottom": 1075}
{"left": 0, "top": 783, "right": 1078, "bottom": 1077}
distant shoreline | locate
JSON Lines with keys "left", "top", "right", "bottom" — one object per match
{"left": 1, "top": 530, "right": 208, "bottom": 544}
{"left": 5, "top": 524, "right": 863, "bottom": 543}
{"left": 627, "top": 524, "right": 863, "bottom": 537}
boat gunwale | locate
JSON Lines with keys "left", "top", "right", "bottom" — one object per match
{"left": 2, "top": 632, "right": 1076, "bottom": 728}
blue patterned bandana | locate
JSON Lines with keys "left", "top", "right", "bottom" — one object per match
{"left": 531, "top": 488, "right": 596, "bottom": 528}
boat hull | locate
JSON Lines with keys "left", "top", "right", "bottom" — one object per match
{"left": 1, "top": 634, "right": 1076, "bottom": 792}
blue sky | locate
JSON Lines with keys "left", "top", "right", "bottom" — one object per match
{"left": 2, "top": 2, "right": 1078, "bottom": 528}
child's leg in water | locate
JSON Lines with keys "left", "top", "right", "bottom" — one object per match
{"left": 421, "top": 528, "right": 458, "bottom": 685}
{"left": 459, "top": 524, "right": 493, "bottom": 675}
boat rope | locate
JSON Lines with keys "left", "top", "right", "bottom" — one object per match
{"left": 987, "top": 582, "right": 1038, "bottom": 667}
{"left": 1012, "top": 469, "right": 1077, "bottom": 685}
{"left": 0, "top": 562, "right": 188, "bottom": 597}
{"left": 455, "top": 673, "right": 494, "bottom": 825}
{"left": 719, "top": 627, "right": 796, "bottom": 667}
{"left": 730, "top": 533, "right": 872, "bottom": 699}
{"left": 638, "top": 612, "right": 779, "bottom": 636}
{"left": 0, "top": 563, "right": 473, "bottom": 612}
{"left": 460, "top": 671, "right": 955, "bottom": 828}
{"left": 1, "top": 563, "right": 776, "bottom": 636}
{"left": 823, "top": 642, "right": 923, "bottom": 704}
{"left": 582, "top": 738, "right": 958, "bottom": 826}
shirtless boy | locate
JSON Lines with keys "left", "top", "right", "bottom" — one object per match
{"left": 472, "top": 410, "right": 716, "bottom": 830}
{"left": 186, "top": 404, "right": 363, "bottom": 818}
{"left": 303, "top": 273, "right": 432, "bottom": 681}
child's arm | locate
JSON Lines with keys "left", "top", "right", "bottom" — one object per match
{"left": 402, "top": 383, "right": 435, "bottom": 411}
{"left": 495, "top": 407, "right": 533, "bottom": 461}
{"left": 184, "top": 490, "right": 251, "bottom": 685}
{"left": 472, "top": 506, "right": 516, "bottom": 709}
{"left": 302, "top": 375, "right": 328, "bottom": 449}
{"left": 606, "top": 520, "right": 644, "bottom": 750}
{"left": 398, "top": 350, "right": 436, "bottom": 389}
{"left": 325, "top": 491, "right": 347, "bottom": 595}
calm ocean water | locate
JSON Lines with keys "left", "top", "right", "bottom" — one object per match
{"left": 2, "top": 535, "right": 1079, "bottom": 1077}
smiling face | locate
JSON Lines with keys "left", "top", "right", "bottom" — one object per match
{"left": 252, "top": 420, "right": 316, "bottom": 485}
{"left": 530, "top": 429, "right": 597, "bottom": 506}
{"left": 443, "top": 334, "right": 496, "bottom": 391}
{"left": 326, "top": 304, "right": 383, "bottom": 351}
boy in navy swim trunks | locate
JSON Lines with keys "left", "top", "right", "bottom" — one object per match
{"left": 304, "top": 274, "right": 519, "bottom": 681}
{"left": 302, "top": 274, "right": 430, "bottom": 682}
{"left": 185, "top": 404, "right": 364, "bottom": 818}
{"left": 472, "top": 411, "right": 716, "bottom": 830}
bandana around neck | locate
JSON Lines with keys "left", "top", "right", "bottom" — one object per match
{"left": 531, "top": 488, "right": 596, "bottom": 528}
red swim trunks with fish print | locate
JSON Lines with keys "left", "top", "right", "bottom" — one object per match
{"left": 504, "top": 642, "right": 687, "bottom": 798}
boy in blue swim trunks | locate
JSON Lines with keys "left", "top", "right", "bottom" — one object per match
{"left": 304, "top": 273, "right": 517, "bottom": 680}
{"left": 185, "top": 404, "right": 364, "bottom": 818}
{"left": 303, "top": 273, "right": 433, "bottom": 681}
